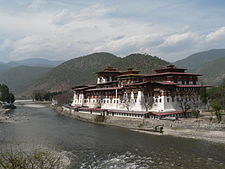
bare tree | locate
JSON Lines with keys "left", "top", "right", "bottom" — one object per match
{"left": 97, "top": 94, "right": 105, "bottom": 108}
{"left": 178, "top": 96, "right": 191, "bottom": 117}
{"left": 122, "top": 93, "right": 134, "bottom": 111}
{"left": 178, "top": 89, "right": 201, "bottom": 118}
{"left": 141, "top": 94, "right": 154, "bottom": 112}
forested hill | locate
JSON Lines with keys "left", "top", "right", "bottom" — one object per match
{"left": 174, "top": 49, "right": 225, "bottom": 71}
{"left": 112, "top": 53, "right": 168, "bottom": 74}
{"left": 174, "top": 49, "right": 225, "bottom": 85}
{"left": 0, "top": 66, "right": 51, "bottom": 94}
{"left": 24, "top": 52, "right": 169, "bottom": 95}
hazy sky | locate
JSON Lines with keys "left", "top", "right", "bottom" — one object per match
{"left": 0, "top": 0, "right": 225, "bottom": 62}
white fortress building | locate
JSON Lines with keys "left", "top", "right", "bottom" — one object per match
{"left": 71, "top": 65, "right": 209, "bottom": 118}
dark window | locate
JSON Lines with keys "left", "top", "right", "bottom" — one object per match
{"left": 172, "top": 97, "right": 175, "bottom": 102}
{"left": 167, "top": 98, "right": 169, "bottom": 102}
{"left": 159, "top": 99, "right": 162, "bottom": 103}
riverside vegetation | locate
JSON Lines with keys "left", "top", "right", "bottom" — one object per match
{"left": 0, "top": 148, "right": 69, "bottom": 169}
{"left": 205, "top": 79, "right": 225, "bottom": 123}
{"left": 0, "top": 84, "right": 15, "bottom": 107}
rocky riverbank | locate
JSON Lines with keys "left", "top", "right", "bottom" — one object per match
{"left": 53, "top": 105, "right": 225, "bottom": 144}
{"left": 0, "top": 107, "right": 29, "bottom": 123}
{"left": 0, "top": 109, "right": 12, "bottom": 122}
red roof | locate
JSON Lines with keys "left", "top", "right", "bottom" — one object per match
{"left": 108, "top": 110, "right": 148, "bottom": 115}
{"left": 85, "top": 87, "right": 123, "bottom": 92}
{"left": 117, "top": 74, "right": 144, "bottom": 78}
{"left": 155, "top": 65, "right": 186, "bottom": 73}
{"left": 97, "top": 81, "right": 118, "bottom": 85}
{"left": 144, "top": 72, "right": 201, "bottom": 77}
{"left": 79, "top": 107, "right": 104, "bottom": 111}
{"left": 176, "top": 85, "right": 210, "bottom": 88}
{"left": 72, "top": 85, "right": 96, "bottom": 90}
{"left": 97, "top": 67, "right": 121, "bottom": 74}
{"left": 149, "top": 110, "right": 192, "bottom": 116}
{"left": 154, "top": 81, "right": 177, "bottom": 85}
{"left": 124, "top": 81, "right": 149, "bottom": 86}
{"left": 73, "top": 86, "right": 95, "bottom": 91}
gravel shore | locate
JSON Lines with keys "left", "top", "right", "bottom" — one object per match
{"left": 133, "top": 128, "right": 225, "bottom": 144}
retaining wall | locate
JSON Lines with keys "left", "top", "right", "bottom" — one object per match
{"left": 54, "top": 106, "right": 225, "bottom": 131}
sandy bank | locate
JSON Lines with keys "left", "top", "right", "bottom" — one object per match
{"left": 133, "top": 128, "right": 225, "bottom": 144}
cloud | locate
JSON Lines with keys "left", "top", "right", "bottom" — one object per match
{"left": 0, "top": 39, "right": 13, "bottom": 51}
{"left": 52, "top": 9, "right": 74, "bottom": 25}
{"left": 206, "top": 26, "right": 225, "bottom": 42}
{"left": 157, "top": 32, "right": 200, "bottom": 52}
{"left": 27, "top": 0, "right": 46, "bottom": 10}
{"left": 52, "top": 4, "right": 116, "bottom": 26}
{"left": 77, "top": 4, "right": 116, "bottom": 18}
{"left": 1, "top": 1, "right": 225, "bottom": 62}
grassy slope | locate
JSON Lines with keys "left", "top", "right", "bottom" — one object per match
{"left": 174, "top": 49, "right": 225, "bottom": 71}
{"left": 0, "top": 66, "right": 51, "bottom": 94}
{"left": 197, "top": 56, "right": 225, "bottom": 85}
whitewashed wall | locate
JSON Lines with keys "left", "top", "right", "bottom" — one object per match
{"left": 71, "top": 90, "right": 205, "bottom": 113}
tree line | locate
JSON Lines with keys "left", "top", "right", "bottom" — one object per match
{"left": 0, "top": 84, "right": 15, "bottom": 104}
{"left": 205, "top": 79, "right": 225, "bottom": 122}
{"left": 31, "top": 90, "right": 63, "bottom": 101}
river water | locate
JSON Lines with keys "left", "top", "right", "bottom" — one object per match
{"left": 0, "top": 101, "right": 225, "bottom": 169}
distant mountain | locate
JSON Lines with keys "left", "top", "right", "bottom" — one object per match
{"left": 174, "top": 49, "right": 225, "bottom": 71}
{"left": 0, "top": 62, "right": 10, "bottom": 71}
{"left": 0, "top": 66, "right": 52, "bottom": 95}
{"left": 196, "top": 56, "right": 225, "bottom": 85}
{"left": 25, "top": 52, "right": 169, "bottom": 94}
{"left": 174, "top": 49, "right": 225, "bottom": 85}
{"left": 6, "top": 58, "right": 64, "bottom": 67}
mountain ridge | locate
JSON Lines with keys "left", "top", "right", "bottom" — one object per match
{"left": 7, "top": 58, "right": 65, "bottom": 67}
{"left": 21, "top": 52, "right": 169, "bottom": 95}
{"left": 174, "top": 48, "right": 225, "bottom": 85}
{"left": 0, "top": 66, "right": 52, "bottom": 94}
{"left": 174, "top": 49, "right": 225, "bottom": 71}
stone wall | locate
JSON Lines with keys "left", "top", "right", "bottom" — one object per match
{"left": 56, "top": 106, "right": 225, "bottom": 131}
{"left": 105, "top": 116, "right": 225, "bottom": 131}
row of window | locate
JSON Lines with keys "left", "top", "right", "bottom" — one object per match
{"left": 111, "top": 113, "right": 143, "bottom": 118}
{"left": 74, "top": 99, "right": 122, "bottom": 104}
{"left": 177, "top": 81, "right": 196, "bottom": 85}
{"left": 155, "top": 96, "right": 199, "bottom": 103}
{"left": 74, "top": 96, "right": 200, "bottom": 104}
